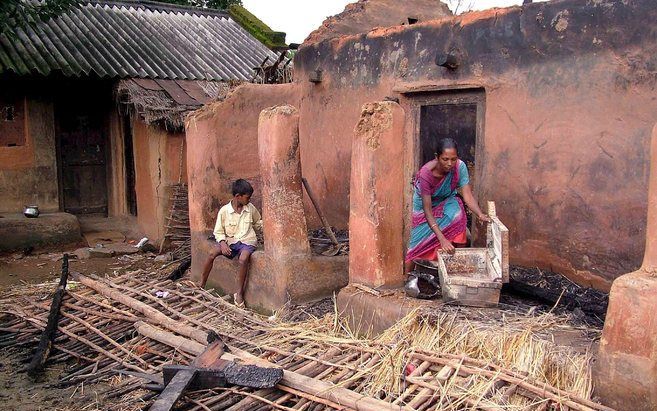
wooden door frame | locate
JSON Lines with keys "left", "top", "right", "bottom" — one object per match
{"left": 54, "top": 98, "right": 111, "bottom": 216}
{"left": 399, "top": 87, "right": 487, "bottom": 246}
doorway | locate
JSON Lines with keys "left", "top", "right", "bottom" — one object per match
{"left": 56, "top": 90, "right": 110, "bottom": 215}
{"left": 414, "top": 89, "right": 486, "bottom": 242}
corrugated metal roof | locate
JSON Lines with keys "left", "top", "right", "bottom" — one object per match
{"left": 0, "top": 0, "right": 278, "bottom": 81}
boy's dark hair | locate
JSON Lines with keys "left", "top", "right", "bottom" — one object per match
{"left": 232, "top": 179, "right": 254, "bottom": 196}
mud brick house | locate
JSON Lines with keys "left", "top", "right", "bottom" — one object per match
{"left": 0, "top": 0, "right": 276, "bottom": 243}
{"left": 189, "top": 0, "right": 657, "bottom": 291}
{"left": 187, "top": 0, "right": 657, "bottom": 407}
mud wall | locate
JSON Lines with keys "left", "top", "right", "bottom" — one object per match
{"left": 186, "top": 83, "right": 299, "bottom": 237}
{"left": 132, "top": 120, "right": 187, "bottom": 242}
{"left": 0, "top": 87, "right": 59, "bottom": 214}
{"left": 291, "top": 0, "right": 657, "bottom": 289}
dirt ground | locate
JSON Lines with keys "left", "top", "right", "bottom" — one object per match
{"left": 0, "top": 246, "right": 180, "bottom": 411}
{"left": 0, "top": 348, "right": 90, "bottom": 411}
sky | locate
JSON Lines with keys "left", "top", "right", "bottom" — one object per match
{"left": 241, "top": 0, "right": 540, "bottom": 44}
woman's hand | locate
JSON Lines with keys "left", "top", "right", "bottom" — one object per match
{"left": 439, "top": 237, "right": 456, "bottom": 254}
{"left": 477, "top": 213, "right": 492, "bottom": 223}
{"left": 460, "top": 184, "right": 492, "bottom": 224}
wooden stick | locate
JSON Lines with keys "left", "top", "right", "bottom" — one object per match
{"left": 301, "top": 177, "right": 339, "bottom": 246}
{"left": 27, "top": 254, "right": 70, "bottom": 376}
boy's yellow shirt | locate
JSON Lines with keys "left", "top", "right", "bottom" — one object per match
{"left": 213, "top": 202, "right": 262, "bottom": 247}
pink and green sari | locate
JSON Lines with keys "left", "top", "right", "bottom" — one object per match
{"left": 406, "top": 159, "right": 470, "bottom": 262}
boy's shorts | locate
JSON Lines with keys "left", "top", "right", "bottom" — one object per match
{"left": 222, "top": 241, "right": 256, "bottom": 259}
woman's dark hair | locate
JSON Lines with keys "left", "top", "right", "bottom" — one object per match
{"left": 435, "top": 138, "right": 459, "bottom": 156}
{"left": 232, "top": 179, "right": 254, "bottom": 196}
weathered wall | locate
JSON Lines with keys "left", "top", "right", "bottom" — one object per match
{"left": 186, "top": 83, "right": 299, "bottom": 236}
{"left": 291, "top": 0, "right": 657, "bottom": 290}
{"left": 0, "top": 86, "right": 59, "bottom": 214}
{"left": 132, "top": 120, "right": 187, "bottom": 242}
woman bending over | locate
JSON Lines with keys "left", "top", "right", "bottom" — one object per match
{"left": 405, "top": 138, "right": 490, "bottom": 276}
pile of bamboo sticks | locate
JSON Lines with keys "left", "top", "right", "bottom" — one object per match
{"left": 159, "top": 183, "right": 191, "bottom": 260}
{"left": 0, "top": 269, "right": 614, "bottom": 411}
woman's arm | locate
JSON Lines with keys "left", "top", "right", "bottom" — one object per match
{"left": 422, "top": 194, "right": 456, "bottom": 254}
{"left": 460, "top": 184, "right": 491, "bottom": 222}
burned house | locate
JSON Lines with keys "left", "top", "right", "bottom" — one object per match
{"left": 0, "top": 0, "right": 276, "bottom": 247}
{"left": 186, "top": 0, "right": 657, "bottom": 408}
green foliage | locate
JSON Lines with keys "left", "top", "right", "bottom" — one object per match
{"left": 227, "top": 4, "right": 286, "bottom": 49}
{"left": 0, "top": 0, "right": 79, "bottom": 34}
{"left": 155, "top": 0, "right": 242, "bottom": 10}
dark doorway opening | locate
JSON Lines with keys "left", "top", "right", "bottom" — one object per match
{"left": 415, "top": 89, "right": 485, "bottom": 243}
{"left": 123, "top": 114, "right": 138, "bottom": 216}
{"left": 56, "top": 85, "right": 110, "bottom": 216}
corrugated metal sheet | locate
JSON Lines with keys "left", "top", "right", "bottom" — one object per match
{"left": 0, "top": 0, "right": 278, "bottom": 81}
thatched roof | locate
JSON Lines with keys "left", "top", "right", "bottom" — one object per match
{"left": 116, "top": 78, "right": 237, "bottom": 129}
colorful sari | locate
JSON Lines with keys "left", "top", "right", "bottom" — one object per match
{"left": 406, "top": 159, "right": 470, "bottom": 262}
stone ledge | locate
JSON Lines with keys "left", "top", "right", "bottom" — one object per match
{"left": 0, "top": 213, "right": 82, "bottom": 252}
{"left": 337, "top": 285, "right": 440, "bottom": 337}
{"left": 191, "top": 233, "right": 348, "bottom": 313}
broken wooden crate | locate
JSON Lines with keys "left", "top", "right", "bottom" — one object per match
{"left": 435, "top": 201, "right": 509, "bottom": 307}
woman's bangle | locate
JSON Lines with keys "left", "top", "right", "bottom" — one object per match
{"left": 429, "top": 223, "right": 438, "bottom": 229}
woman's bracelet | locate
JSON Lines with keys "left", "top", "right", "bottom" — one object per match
{"left": 429, "top": 223, "right": 438, "bottom": 229}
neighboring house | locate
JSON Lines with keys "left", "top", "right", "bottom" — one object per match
{"left": 0, "top": 0, "right": 277, "bottom": 242}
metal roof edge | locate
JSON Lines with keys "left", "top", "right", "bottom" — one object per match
{"left": 84, "top": 0, "right": 231, "bottom": 18}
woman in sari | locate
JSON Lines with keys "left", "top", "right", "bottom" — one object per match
{"left": 405, "top": 138, "right": 491, "bottom": 276}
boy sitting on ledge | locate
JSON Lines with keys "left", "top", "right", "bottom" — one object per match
{"left": 200, "top": 179, "right": 262, "bottom": 306}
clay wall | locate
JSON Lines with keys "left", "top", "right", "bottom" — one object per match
{"left": 132, "top": 120, "right": 187, "bottom": 242}
{"left": 186, "top": 83, "right": 299, "bottom": 236}
{"left": 0, "top": 80, "right": 59, "bottom": 214}
{"left": 290, "top": 0, "right": 657, "bottom": 290}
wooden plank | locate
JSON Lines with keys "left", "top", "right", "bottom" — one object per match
{"left": 149, "top": 368, "right": 197, "bottom": 411}
{"left": 162, "top": 365, "right": 226, "bottom": 390}
{"left": 155, "top": 79, "right": 200, "bottom": 106}
{"left": 485, "top": 201, "right": 509, "bottom": 283}
{"left": 175, "top": 80, "right": 212, "bottom": 104}
{"left": 132, "top": 78, "right": 164, "bottom": 91}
